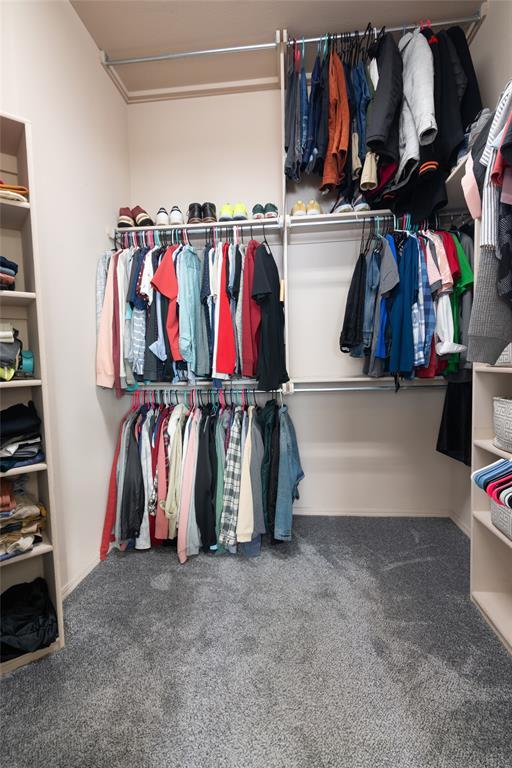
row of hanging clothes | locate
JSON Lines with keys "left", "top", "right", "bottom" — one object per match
{"left": 100, "top": 388, "right": 304, "bottom": 563}
{"left": 339, "top": 214, "right": 475, "bottom": 384}
{"left": 285, "top": 21, "right": 483, "bottom": 221}
{"left": 96, "top": 226, "right": 289, "bottom": 397}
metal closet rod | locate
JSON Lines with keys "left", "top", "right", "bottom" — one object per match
{"left": 288, "top": 13, "right": 481, "bottom": 45}
{"left": 103, "top": 12, "right": 480, "bottom": 67}
{"left": 114, "top": 218, "right": 282, "bottom": 234}
{"left": 294, "top": 384, "right": 447, "bottom": 393}
{"left": 289, "top": 209, "right": 469, "bottom": 228}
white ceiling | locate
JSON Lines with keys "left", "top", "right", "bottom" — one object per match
{"left": 71, "top": 0, "right": 483, "bottom": 99}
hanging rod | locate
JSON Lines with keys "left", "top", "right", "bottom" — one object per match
{"left": 288, "top": 13, "right": 482, "bottom": 46}
{"left": 104, "top": 40, "right": 278, "bottom": 68}
{"left": 294, "top": 383, "right": 447, "bottom": 393}
{"left": 288, "top": 209, "right": 468, "bottom": 228}
{"left": 114, "top": 217, "right": 283, "bottom": 234}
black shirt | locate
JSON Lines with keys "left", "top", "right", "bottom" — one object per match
{"left": 252, "top": 244, "right": 289, "bottom": 391}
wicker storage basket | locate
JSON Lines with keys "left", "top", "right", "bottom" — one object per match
{"left": 496, "top": 343, "right": 512, "bottom": 366}
{"left": 490, "top": 498, "right": 512, "bottom": 541}
{"left": 493, "top": 397, "right": 512, "bottom": 453}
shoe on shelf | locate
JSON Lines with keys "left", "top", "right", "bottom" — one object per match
{"left": 264, "top": 202, "right": 279, "bottom": 218}
{"left": 131, "top": 205, "right": 154, "bottom": 226}
{"left": 219, "top": 203, "right": 234, "bottom": 221}
{"left": 331, "top": 197, "right": 353, "bottom": 214}
{"left": 233, "top": 202, "right": 248, "bottom": 220}
{"left": 170, "top": 206, "right": 184, "bottom": 225}
{"left": 252, "top": 203, "right": 265, "bottom": 219}
{"left": 352, "top": 193, "right": 370, "bottom": 212}
{"left": 118, "top": 207, "right": 135, "bottom": 228}
{"left": 155, "top": 207, "right": 169, "bottom": 226}
{"left": 291, "top": 200, "right": 307, "bottom": 217}
{"left": 188, "top": 202, "right": 202, "bottom": 224}
{"left": 202, "top": 202, "right": 217, "bottom": 223}
{"left": 306, "top": 200, "right": 322, "bottom": 215}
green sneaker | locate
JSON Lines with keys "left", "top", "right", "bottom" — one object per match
{"left": 252, "top": 203, "right": 265, "bottom": 220}
{"left": 264, "top": 202, "right": 279, "bottom": 218}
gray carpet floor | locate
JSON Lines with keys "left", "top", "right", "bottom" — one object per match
{"left": 1, "top": 517, "right": 512, "bottom": 768}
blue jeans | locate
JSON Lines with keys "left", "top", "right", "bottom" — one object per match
{"left": 274, "top": 406, "right": 304, "bottom": 541}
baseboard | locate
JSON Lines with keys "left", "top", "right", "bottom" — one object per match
{"left": 450, "top": 512, "right": 471, "bottom": 538}
{"left": 293, "top": 507, "right": 453, "bottom": 518}
{"left": 61, "top": 554, "right": 100, "bottom": 600}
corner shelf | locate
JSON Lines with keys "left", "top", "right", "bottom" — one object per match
{"left": 0, "top": 462, "right": 47, "bottom": 478}
{"left": 473, "top": 438, "right": 512, "bottom": 460}
{"left": 472, "top": 591, "right": 512, "bottom": 656}
{"left": 0, "top": 291, "right": 36, "bottom": 306}
{"left": 0, "top": 198, "right": 30, "bottom": 230}
{"left": 0, "top": 378, "right": 42, "bottom": 389}
{"left": 0, "top": 639, "right": 62, "bottom": 676}
{"left": 0, "top": 535, "right": 53, "bottom": 568}
{"left": 473, "top": 508, "right": 512, "bottom": 551}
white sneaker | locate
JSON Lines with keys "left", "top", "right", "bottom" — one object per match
{"left": 170, "top": 206, "right": 184, "bottom": 224}
{"left": 155, "top": 207, "right": 169, "bottom": 226}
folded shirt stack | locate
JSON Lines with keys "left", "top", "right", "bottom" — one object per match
{"left": 0, "top": 401, "right": 44, "bottom": 472}
{"left": 0, "top": 493, "right": 47, "bottom": 561}
{"left": 0, "top": 324, "right": 22, "bottom": 382}
{"left": 0, "top": 180, "right": 29, "bottom": 203}
{"left": 472, "top": 459, "right": 512, "bottom": 508}
{"left": 0, "top": 256, "right": 18, "bottom": 291}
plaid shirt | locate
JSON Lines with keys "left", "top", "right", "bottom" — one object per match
{"left": 218, "top": 407, "right": 243, "bottom": 547}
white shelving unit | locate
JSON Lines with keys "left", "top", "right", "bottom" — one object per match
{"left": 0, "top": 113, "right": 64, "bottom": 675}
{"left": 471, "top": 218, "right": 512, "bottom": 656}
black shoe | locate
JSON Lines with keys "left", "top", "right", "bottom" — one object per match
{"left": 202, "top": 202, "right": 217, "bottom": 223}
{"left": 187, "top": 203, "right": 202, "bottom": 224}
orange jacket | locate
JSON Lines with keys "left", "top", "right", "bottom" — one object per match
{"left": 322, "top": 52, "right": 350, "bottom": 191}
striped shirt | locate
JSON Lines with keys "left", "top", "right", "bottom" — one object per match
{"left": 480, "top": 80, "right": 512, "bottom": 249}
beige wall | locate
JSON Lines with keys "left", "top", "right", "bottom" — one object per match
{"left": 128, "top": 90, "right": 283, "bottom": 219}
{"left": 470, "top": 0, "right": 512, "bottom": 108}
{"left": 1, "top": 0, "right": 129, "bottom": 594}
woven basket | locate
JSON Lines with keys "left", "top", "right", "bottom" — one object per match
{"left": 493, "top": 397, "right": 512, "bottom": 453}
{"left": 490, "top": 498, "right": 512, "bottom": 541}
{"left": 496, "top": 343, "right": 512, "bottom": 366}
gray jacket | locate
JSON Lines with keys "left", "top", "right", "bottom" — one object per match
{"left": 396, "top": 30, "right": 437, "bottom": 185}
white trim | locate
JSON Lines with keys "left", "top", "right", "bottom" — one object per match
{"left": 61, "top": 554, "right": 100, "bottom": 599}
{"left": 450, "top": 513, "right": 471, "bottom": 538}
{"left": 293, "top": 507, "right": 454, "bottom": 518}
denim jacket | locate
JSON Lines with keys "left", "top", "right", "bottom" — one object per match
{"left": 274, "top": 405, "right": 304, "bottom": 541}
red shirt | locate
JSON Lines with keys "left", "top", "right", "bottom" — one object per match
{"left": 151, "top": 245, "right": 182, "bottom": 361}
{"left": 215, "top": 243, "right": 236, "bottom": 374}
{"left": 241, "top": 240, "right": 262, "bottom": 377}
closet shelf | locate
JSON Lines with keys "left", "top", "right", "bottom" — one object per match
{"left": 0, "top": 462, "right": 47, "bottom": 478}
{"left": 114, "top": 216, "right": 283, "bottom": 234}
{"left": 0, "top": 535, "right": 53, "bottom": 568}
{"left": 474, "top": 365, "right": 512, "bottom": 374}
{"left": 473, "top": 509, "right": 512, "bottom": 551}
{"left": 0, "top": 639, "right": 62, "bottom": 676}
{"left": 0, "top": 199, "right": 30, "bottom": 230}
{"left": 0, "top": 291, "right": 36, "bottom": 305}
{"left": 473, "top": 438, "right": 512, "bottom": 460}
{"left": 0, "top": 378, "right": 42, "bottom": 389}
{"left": 288, "top": 209, "right": 393, "bottom": 229}
{"left": 472, "top": 591, "right": 512, "bottom": 656}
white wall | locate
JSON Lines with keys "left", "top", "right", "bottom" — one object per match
{"left": 470, "top": 0, "right": 512, "bottom": 108}
{"left": 128, "top": 90, "right": 283, "bottom": 219}
{"left": 0, "top": 0, "right": 129, "bottom": 594}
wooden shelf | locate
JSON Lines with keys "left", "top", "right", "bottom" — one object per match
{"left": 0, "top": 639, "right": 62, "bottom": 675}
{"left": 0, "top": 198, "right": 30, "bottom": 230}
{"left": 0, "top": 462, "right": 47, "bottom": 478}
{"left": 473, "top": 509, "right": 512, "bottom": 551}
{"left": 0, "top": 378, "right": 42, "bottom": 389}
{"left": 0, "top": 535, "right": 53, "bottom": 568}
{"left": 472, "top": 591, "right": 512, "bottom": 655}
{"left": 288, "top": 208, "right": 392, "bottom": 229}
{"left": 474, "top": 365, "right": 512, "bottom": 375}
{"left": 0, "top": 291, "right": 36, "bottom": 306}
{"left": 473, "top": 438, "right": 512, "bottom": 460}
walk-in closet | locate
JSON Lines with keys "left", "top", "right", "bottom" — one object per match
{"left": 1, "top": 2, "right": 511, "bottom": 767}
